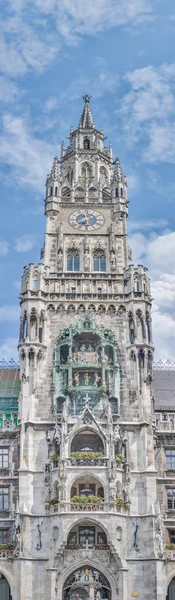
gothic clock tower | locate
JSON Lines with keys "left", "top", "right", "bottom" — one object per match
{"left": 17, "top": 96, "right": 166, "bottom": 600}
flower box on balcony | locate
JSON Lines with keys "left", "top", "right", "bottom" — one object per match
{"left": 71, "top": 495, "right": 103, "bottom": 504}
{"left": 115, "top": 454, "right": 125, "bottom": 462}
{"left": 116, "top": 498, "right": 128, "bottom": 510}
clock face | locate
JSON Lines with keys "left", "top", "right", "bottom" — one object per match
{"left": 69, "top": 210, "right": 104, "bottom": 231}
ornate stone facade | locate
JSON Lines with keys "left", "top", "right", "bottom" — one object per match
{"left": 1, "top": 96, "right": 175, "bottom": 599}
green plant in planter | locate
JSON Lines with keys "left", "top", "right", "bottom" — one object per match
{"left": 116, "top": 498, "right": 128, "bottom": 509}
{"left": 165, "top": 543, "right": 175, "bottom": 550}
{"left": 70, "top": 452, "right": 104, "bottom": 459}
{"left": 0, "top": 543, "right": 13, "bottom": 550}
{"left": 115, "top": 454, "right": 125, "bottom": 462}
{"left": 71, "top": 495, "right": 103, "bottom": 504}
{"left": 49, "top": 498, "right": 59, "bottom": 506}
{"left": 50, "top": 453, "right": 59, "bottom": 461}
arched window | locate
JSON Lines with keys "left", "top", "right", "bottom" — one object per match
{"left": 120, "top": 187, "right": 123, "bottom": 197}
{"left": 67, "top": 251, "right": 80, "bottom": 272}
{"left": 81, "top": 163, "right": 92, "bottom": 184}
{"left": 55, "top": 186, "right": 58, "bottom": 196}
{"left": 50, "top": 186, "right": 53, "bottom": 196}
{"left": 93, "top": 251, "right": 106, "bottom": 272}
{"left": 116, "top": 188, "right": 118, "bottom": 197}
{"left": 84, "top": 137, "right": 90, "bottom": 150}
{"left": 134, "top": 277, "right": 140, "bottom": 293}
{"left": 100, "top": 166, "right": 108, "bottom": 186}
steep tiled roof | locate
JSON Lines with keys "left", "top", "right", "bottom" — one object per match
{"left": 153, "top": 368, "right": 175, "bottom": 411}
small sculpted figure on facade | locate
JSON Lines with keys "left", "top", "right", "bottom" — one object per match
{"left": 57, "top": 249, "right": 63, "bottom": 270}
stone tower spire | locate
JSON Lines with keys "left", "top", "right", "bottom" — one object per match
{"left": 78, "top": 94, "right": 95, "bottom": 128}
{"left": 16, "top": 95, "right": 163, "bottom": 600}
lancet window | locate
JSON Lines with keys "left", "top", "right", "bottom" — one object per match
{"left": 93, "top": 251, "right": 106, "bottom": 272}
{"left": 67, "top": 251, "right": 80, "bottom": 272}
{"left": 81, "top": 163, "right": 92, "bottom": 183}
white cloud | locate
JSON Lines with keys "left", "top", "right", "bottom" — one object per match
{"left": 0, "top": 76, "right": 19, "bottom": 103}
{"left": 0, "top": 337, "right": 18, "bottom": 361}
{"left": 0, "top": 113, "right": 53, "bottom": 190}
{"left": 14, "top": 234, "right": 41, "bottom": 252}
{"left": 53, "top": 0, "right": 153, "bottom": 42}
{"left": 0, "top": 240, "right": 9, "bottom": 257}
{"left": 0, "top": 0, "right": 154, "bottom": 83}
{"left": 119, "top": 63, "right": 175, "bottom": 162}
{"left": 0, "top": 5, "right": 58, "bottom": 78}
{"left": 0, "top": 305, "right": 19, "bottom": 322}
{"left": 128, "top": 219, "right": 168, "bottom": 232}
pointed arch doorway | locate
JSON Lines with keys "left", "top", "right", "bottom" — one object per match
{"left": 62, "top": 565, "right": 111, "bottom": 599}
{"left": 0, "top": 573, "right": 11, "bottom": 600}
{"left": 167, "top": 577, "right": 175, "bottom": 600}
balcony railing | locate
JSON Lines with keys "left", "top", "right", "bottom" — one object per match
{"left": 0, "top": 545, "right": 14, "bottom": 558}
{"left": 46, "top": 501, "right": 129, "bottom": 515}
{"left": 0, "top": 510, "right": 11, "bottom": 519}
{"left": 68, "top": 457, "right": 108, "bottom": 467}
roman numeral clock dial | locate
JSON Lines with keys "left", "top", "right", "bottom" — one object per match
{"left": 69, "top": 210, "right": 104, "bottom": 231}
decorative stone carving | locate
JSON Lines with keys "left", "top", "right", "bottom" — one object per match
{"left": 57, "top": 249, "right": 63, "bottom": 270}
{"left": 154, "top": 501, "right": 164, "bottom": 558}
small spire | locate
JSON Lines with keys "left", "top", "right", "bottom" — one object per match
{"left": 50, "top": 156, "right": 59, "bottom": 180}
{"left": 79, "top": 95, "right": 95, "bottom": 129}
{"left": 114, "top": 157, "right": 123, "bottom": 181}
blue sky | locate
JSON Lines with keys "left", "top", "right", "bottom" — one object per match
{"left": 0, "top": 0, "right": 175, "bottom": 361}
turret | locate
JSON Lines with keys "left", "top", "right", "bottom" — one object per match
{"left": 45, "top": 156, "right": 60, "bottom": 213}
{"left": 112, "top": 157, "right": 128, "bottom": 215}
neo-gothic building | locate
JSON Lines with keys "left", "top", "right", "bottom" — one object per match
{"left": 0, "top": 95, "right": 175, "bottom": 600}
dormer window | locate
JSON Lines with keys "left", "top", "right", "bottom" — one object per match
{"left": 84, "top": 137, "right": 90, "bottom": 150}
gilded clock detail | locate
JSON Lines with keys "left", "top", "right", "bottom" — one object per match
{"left": 69, "top": 209, "right": 104, "bottom": 231}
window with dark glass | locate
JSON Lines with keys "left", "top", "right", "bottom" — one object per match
{"left": 0, "top": 530, "right": 9, "bottom": 544}
{"left": 167, "top": 488, "right": 175, "bottom": 509}
{"left": 67, "top": 252, "right": 80, "bottom": 272}
{"left": 0, "top": 488, "right": 9, "bottom": 510}
{"left": 67, "top": 531, "right": 77, "bottom": 546}
{"left": 84, "top": 138, "right": 90, "bottom": 150}
{"left": 79, "top": 526, "right": 95, "bottom": 547}
{"left": 93, "top": 252, "right": 106, "bottom": 272}
{"left": 166, "top": 450, "right": 175, "bottom": 469}
{"left": 169, "top": 529, "right": 175, "bottom": 544}
{"left": 97, "top": 531, "right": 107, "bottom": 545}
{"left": 0, "top": 449, "right": 9, "bottom": 469}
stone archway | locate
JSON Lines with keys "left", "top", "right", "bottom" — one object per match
{"left": 62, "top": 565, "right": 111, "bottom": 599}
{"left": 167, "top": 577, "right": 175, "bottom": 600}
{"left": 0, "top": 573, "right": 11, "bottom": 600}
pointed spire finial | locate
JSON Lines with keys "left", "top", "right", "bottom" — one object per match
{"left": 79, "top": 95, "right": 95, "bottom": 129}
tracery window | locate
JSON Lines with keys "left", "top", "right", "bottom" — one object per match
{"left": 67, "top": 251, "right": 80, "bottom": 272}
{"left": 81, "top": 163, "right": 92, "bottom": 183}
{"left": 100, "top": 166, "right": 108, "bottom": 186}
{"left": 93, "top": 251, "right": 106, "bottom": 272}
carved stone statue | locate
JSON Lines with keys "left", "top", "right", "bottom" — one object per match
{"left": 57, "top": 250, "right": 63, "bottom": 270}
{"left": 109, "top": 477, "right": 116, "bottom": 502}
{"left": 53, "top": 421, "right": 61, "bottom": 444}
{"left": 84, "top": 251, "right": 90, "bottom": 272}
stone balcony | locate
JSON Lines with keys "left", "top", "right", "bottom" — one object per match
{"left": 46, "top": 501, "right": 129, "bottom": 515}
{"left": 0, "top": 545, "right": 14, "bottom": 558}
